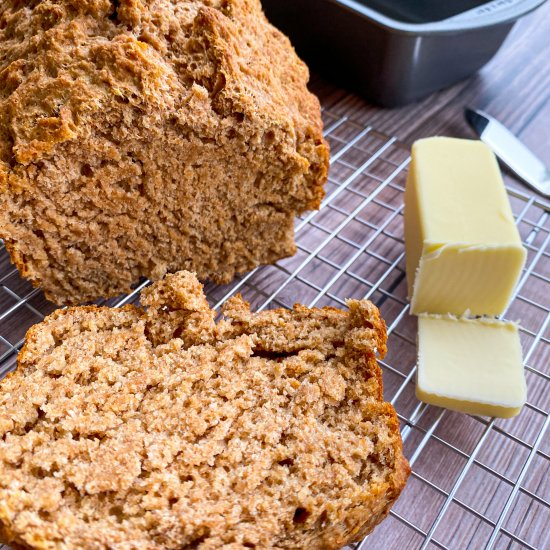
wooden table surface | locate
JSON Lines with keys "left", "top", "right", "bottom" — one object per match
{"left": 306, "top": 5, "right": 550, "bottom": 549}
{"left": 310, "top": 1, "right": 550, "bottom": 196}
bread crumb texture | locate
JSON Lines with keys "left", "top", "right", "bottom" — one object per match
{"left": 0, "top": 271, "right": 409, "bottom": 549}
{"left": 0, "top": 0, "right": 329, "bottom": 305}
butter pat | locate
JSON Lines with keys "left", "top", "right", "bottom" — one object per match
{"left": 405, "top": 137, "right": 526, "bottom": 316}
{"left": 416, "top": 315, "right": 526, "bottom": 418}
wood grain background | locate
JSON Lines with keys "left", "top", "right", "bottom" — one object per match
{"left": 307, "top": 4, "right": 550, "bottom": 548}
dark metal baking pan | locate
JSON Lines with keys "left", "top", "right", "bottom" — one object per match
{"left": 262, "top": 0, "right": 547, "bottom": 107}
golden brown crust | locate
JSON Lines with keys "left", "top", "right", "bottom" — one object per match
{"left": 0, "top": 270, "right": 408, "bottom": 549}
{"left": 0, "top": 0, "right": 329, "bottom": 305}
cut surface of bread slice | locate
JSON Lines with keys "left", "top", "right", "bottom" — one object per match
{"left": 0, "top": 271, "right": 409, "bottom": 549}
{"left": 0, "top": 0, "right": 328, "bottom": 304}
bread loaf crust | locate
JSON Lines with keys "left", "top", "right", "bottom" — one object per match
{"left": 0, "top": 0, "right": 329, "bottom": 304}
{"left": 0, "top": 271, "right": 409, "bottom": 549}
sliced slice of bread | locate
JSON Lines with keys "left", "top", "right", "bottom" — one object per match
{"left": 0, "top": 271, "right": 409, "bottom": 549}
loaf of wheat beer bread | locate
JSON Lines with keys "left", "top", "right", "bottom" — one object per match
{"left": 0, "top": 0, "right": 329, "bottom": 304}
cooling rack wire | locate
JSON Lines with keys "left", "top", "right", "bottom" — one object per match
{"left": 0, "top": 108, "right": 549, "bottom": 550}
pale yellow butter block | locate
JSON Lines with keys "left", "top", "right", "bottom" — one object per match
{"left": 405, "top": 137, "right": 526, "bottom": 316}
{"left": 416, "top": 315, "right": 526, "bottom": 418}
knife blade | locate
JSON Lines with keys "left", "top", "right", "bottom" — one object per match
{"left": 465, "top": 108, "right": 550, "bottom": 198}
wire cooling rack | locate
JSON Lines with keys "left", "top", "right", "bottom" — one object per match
{"left": 0, "top": 108, "right": 549, "bottom": 550}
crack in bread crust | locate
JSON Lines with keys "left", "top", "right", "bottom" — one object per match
{"left": 0, "top": 271, "right": 409, "bottom": 549}
{"left": 0, "top": 0, "right": 329, "bottom": 304}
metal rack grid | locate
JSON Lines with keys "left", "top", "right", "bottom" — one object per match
{"left": 0, "top": 108, "right": 549, "bottom": 549}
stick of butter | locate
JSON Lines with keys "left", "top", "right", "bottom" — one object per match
{"left": 416, "top": 314, "right": 526, "bottom": 418}
{"left": 405, "top": 137, "right": 526, "bottom": 316}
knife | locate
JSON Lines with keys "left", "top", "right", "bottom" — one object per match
{"left": 465, "top": 108, "right": 550, "bottom": 198}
